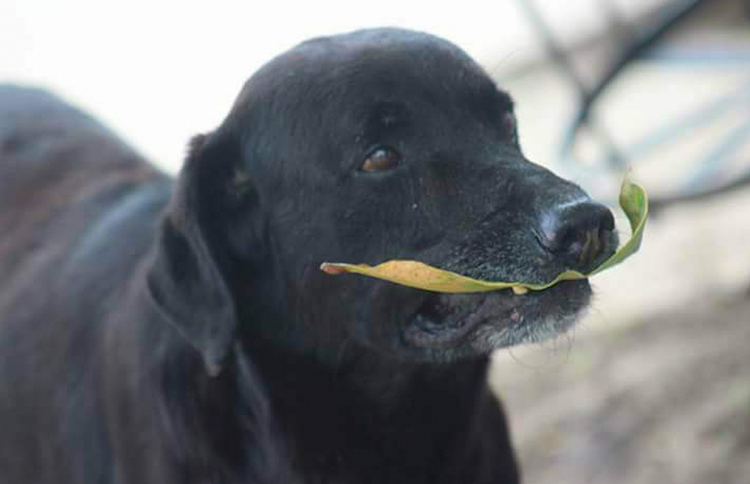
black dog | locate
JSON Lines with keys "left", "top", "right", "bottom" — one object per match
{"left": 0, "top": 28, "right": 616, "bottom": 484}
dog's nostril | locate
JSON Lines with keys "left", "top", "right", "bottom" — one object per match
{"left": 539, "top": 201, "right": 615, "bottom": 269}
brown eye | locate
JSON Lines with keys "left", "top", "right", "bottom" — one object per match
{"left": 361, "top": 147, "right": 401, "bottom": 173}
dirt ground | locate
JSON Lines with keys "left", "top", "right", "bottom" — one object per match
{"left": 491, "top": 289, "right": 750, "bottom": 484}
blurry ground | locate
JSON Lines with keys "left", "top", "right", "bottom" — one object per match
{"left": 491, "top": 291, "right": 750, "bottom": 484}
{"left": 488, "top": 1, "right": 750, "bottom": 482}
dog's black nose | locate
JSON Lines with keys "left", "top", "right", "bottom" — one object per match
{"left": 539, "top": 200, "right": 615, "bottom": 270}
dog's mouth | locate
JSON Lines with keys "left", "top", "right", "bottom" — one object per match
{"left": 402, "top": 279, "right": 591, "bottom": 354}
{"left": 405, "top": 293, "right": 497, "bottom": 347}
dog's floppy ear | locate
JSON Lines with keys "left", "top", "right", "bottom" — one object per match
{"left": 147, "top": 134, "right": 241, "bottom": 376}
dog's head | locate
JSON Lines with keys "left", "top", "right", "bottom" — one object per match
{"left": 147, "top": 28, "right": 617, "bottom": 373}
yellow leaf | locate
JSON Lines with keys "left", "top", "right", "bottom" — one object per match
{"left": 321, "top": 178, "right": 648, "bottom": 293}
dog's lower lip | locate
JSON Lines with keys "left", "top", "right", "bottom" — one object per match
{"left": 405, "top": 312, "right": 485, "bottom": 348}
{"left": 403, "top": 292, "right": 506, "bottom": 348}
{"left": 401, "top": 278, "right": 591, "bottom": 349}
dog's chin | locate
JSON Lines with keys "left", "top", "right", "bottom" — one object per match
{"left": 399, "top": 279, "right": 592, "bottom": 362}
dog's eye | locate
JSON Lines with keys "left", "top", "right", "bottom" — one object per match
{"left": 361, "top": 147, "right": 401, "bottom": 173}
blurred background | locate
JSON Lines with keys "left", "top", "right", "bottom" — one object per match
{"left": 2, "top": 0, "right": 750, "bottom": 482}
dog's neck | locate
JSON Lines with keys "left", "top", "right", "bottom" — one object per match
{"left": 246, "top": 342, "right": 498, "bottom": 482}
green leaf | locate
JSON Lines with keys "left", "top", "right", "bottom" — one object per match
{"left": 320, "top": 177, "right": 648, "bottom": 293}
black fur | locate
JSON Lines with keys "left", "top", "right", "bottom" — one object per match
{"left": 0, "top": 28, "right": 616, "bottom": 483}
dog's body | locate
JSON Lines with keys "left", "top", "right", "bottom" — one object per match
{"left": 0, "top": 29, "right": 616, "bottom": 483}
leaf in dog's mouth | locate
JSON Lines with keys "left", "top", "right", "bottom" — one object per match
{"left": 320, "top": 178, "right": 647, "bottom": 294}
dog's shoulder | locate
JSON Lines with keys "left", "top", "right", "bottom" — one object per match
{"left": 0, "top": 84, "right": 114, "bottom": 163}
{"left": 0, "top": 85, "right": 167, "bottom": 273}
{"left": 0, "top": 85, "right": 155, "bottom": 206}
